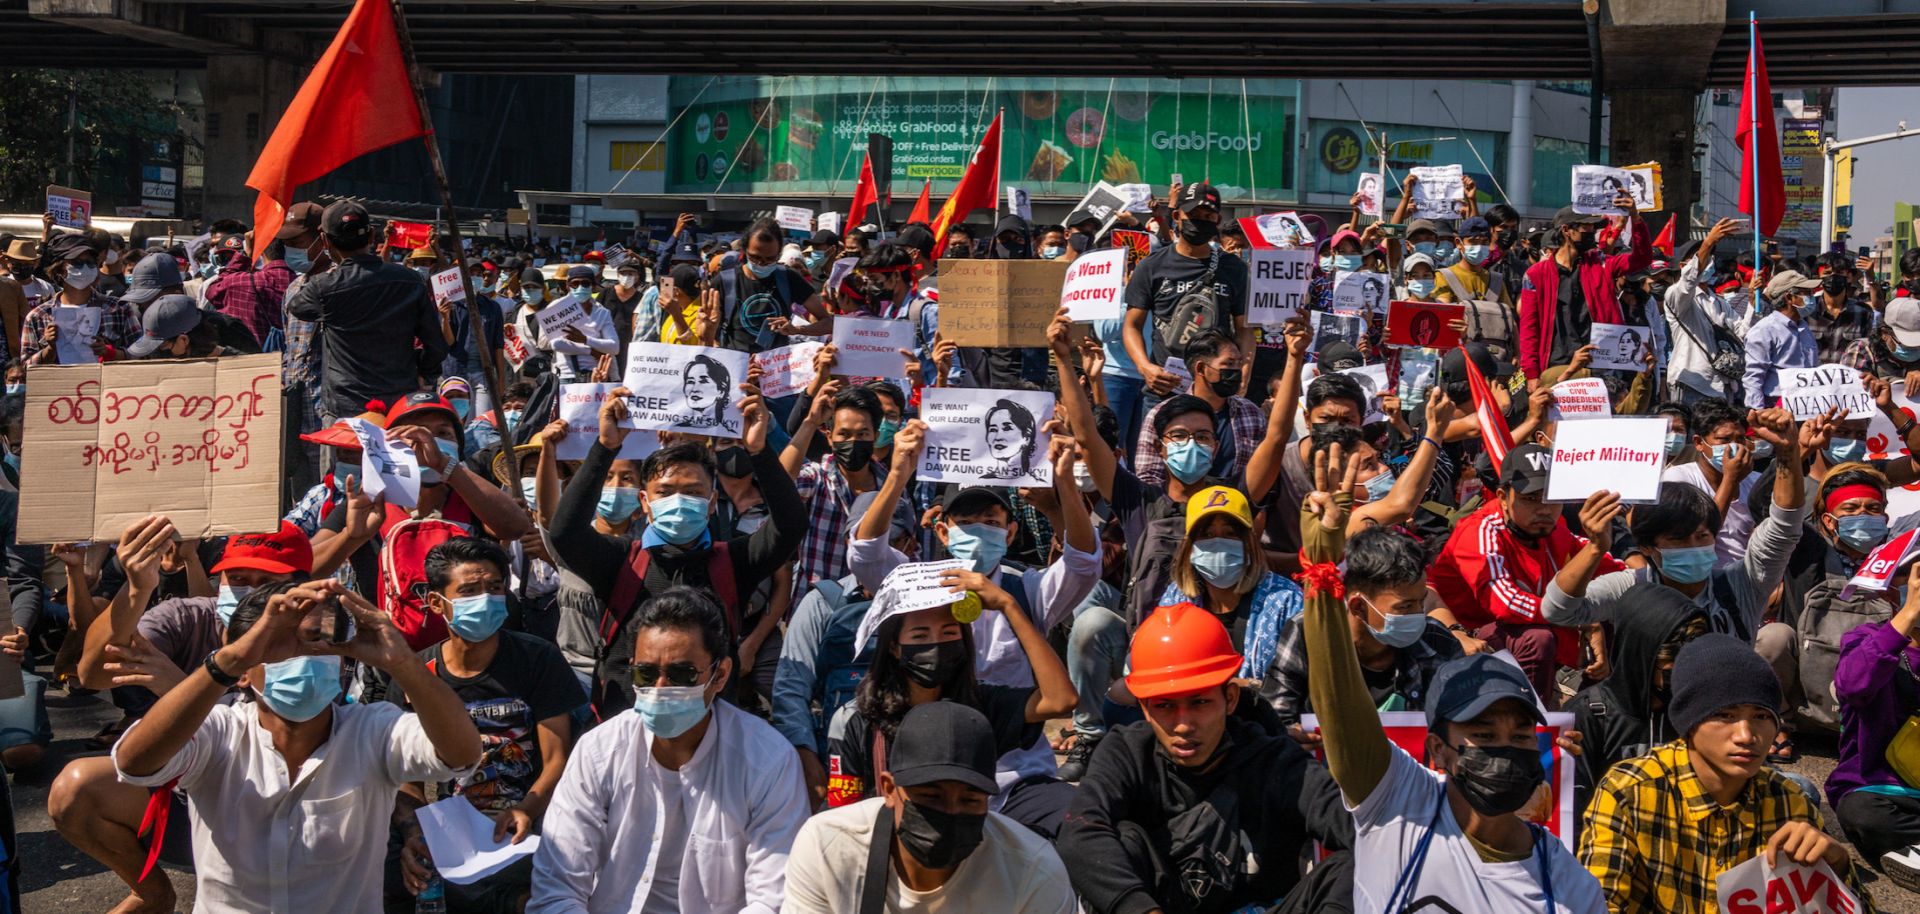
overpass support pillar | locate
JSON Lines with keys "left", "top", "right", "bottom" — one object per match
{"left": 1598, "top": 0, "right": 1724, "bottom": 247}
{"left": 201, "top": 54, "right": 303, "bottom": 222}
{"left": 1607, "top": 88, "right": 1698, "bottom": 248}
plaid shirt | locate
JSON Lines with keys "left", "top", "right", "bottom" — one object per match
{"left": 20, "top": 291, "right": 139, "bottom": 365}
{"left": 1804, "top": 295, "right": 1877, "bottom": 366}
{"left": 1580, "top": 740, "right": 1875, "bottom": 914}
{"left": 793, "top": 455, "right": 888, "bottom": 590}
{"left": 204, "top": 260, "right": 293, "bottom": 343}
{"left": 1261, "top": 615, "right": 1461, "bottom": 728}
{"left": 1132, "top": 394, "right": 1267, "bottom": 487}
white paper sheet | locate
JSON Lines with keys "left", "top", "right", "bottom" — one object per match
{"left": 415, "top": 795, "right": 542, "bottom": 886}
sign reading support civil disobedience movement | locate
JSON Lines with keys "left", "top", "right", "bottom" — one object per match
{"left": 917, "top": 387, "right": 1056, "bottom": 487}
{"left": 937, "top": 260, "right": 1071, "bottom": 347}
{"left": 619, "top": 341, "right": 750, "bottom": 439}
{"left": 18, "top": 353, "right": 283, "bottom": 543}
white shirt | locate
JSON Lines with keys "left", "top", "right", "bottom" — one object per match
{"left": 1350, "top": 745, "right": 1604, "bottom": 914}
{"left": 1663, "top": 258, "right": 1748, "bottom": 400}
{"left": 528, "top": 701, "right": 810, "bottom": 914}
{"left": 780, "top": 798, "right": 1077, "bottom": 914}
{"left": 114, "top": 700, "right": 466, "bottom": 914}
{"left": 537, "top": 300, "right": 619, "bottom": 374}
{"left": 1662, "top": 461, "right": 1757, "bottom": 566}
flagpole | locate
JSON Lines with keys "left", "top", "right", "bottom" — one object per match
{"left": 1750, "top": 10, "right": 1761, "bottom": 272}
{"left": 387, "top": 0, "right": 523, "bottom": 501}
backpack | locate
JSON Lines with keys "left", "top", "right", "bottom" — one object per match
{"left": 1439, "top": 268, "right": 1517, "bottom": 363}
{"left": 378, "top": 515, "right": 471, "bottom": 651}
{"left": 1792, "top": 570, "right": 1894, "bottom": 731}
{"left": 594, "top": 540, "right": 738, "bottom": 711}
{"left": 716, "top": 265, "right": 792, "bottom": 352}
{"left": 1156, "top": 249, "right": 1222, "bottom": 362}
{"left": 810, "top": 576, "right": 875, "bottom": 755}
{"left": 1124, "top": 504, "right": 1194, "bottom": 626}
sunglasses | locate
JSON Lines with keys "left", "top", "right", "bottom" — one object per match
{"left": 630, "top": 659, "right": 717, "bottom": 689}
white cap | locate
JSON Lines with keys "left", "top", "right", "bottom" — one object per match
{"left": 1402, "top": 252, "right": 1437, "bottom": 272}
{"left": 1887, "top": 296, "right": 1920, "bottom": 348}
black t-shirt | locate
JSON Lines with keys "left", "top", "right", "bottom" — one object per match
{"left": 1549, "top": 262, "right": 1588, "bottom": 368}
{"left": 827, "top": 688, "right": 1037, "bottom": 800}
{"left": 1123, "top": 245, "right": 1249, "bottom": 364}
{"left": 720, "top": 264, "right": 814, "bottom": 353}
{"left": 411, "top": 630, "right": 586, "bottom": 810}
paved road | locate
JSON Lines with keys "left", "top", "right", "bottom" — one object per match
{"left": 8, "top": 688, "right": 1918, "bottom": 913}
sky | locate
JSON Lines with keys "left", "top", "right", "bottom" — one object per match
{"left": 1837, "top": 86, "right": 1920, "bottom": 240}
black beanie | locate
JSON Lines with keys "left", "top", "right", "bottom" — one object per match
{"left": 1667, "top": 633, "right": 1782, "bottom": 736}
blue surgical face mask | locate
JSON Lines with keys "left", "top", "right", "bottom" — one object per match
{"left": 414, "top": 266, "right": 433, "bottom": 279}
{"left": 284, "top": 247, "right": 313, "bottom": 273}
{"left": 215, "top": 584, "right": 252, "bottom": 626}
{"left": 503, "top": 409, "right": 522, "bottom": 434}
{"left": 435, "top": 437, "right": 461, "bottom": 464}
{"left": 1164, "top": 439, "right": 1215, "bottom": 484}
{"left": 1319, "top": 255, "right": 1335, "bottom": 272}
{"left": 1656, "top": 545, "right": 1718, "bottom": 585}
{"left": 446, "top": 592, "right": 507, "bottom": 642}
{"left": 1434, "top": 243, "right": 1459, "bottom": 266}
{"left": 1701, "top": 262, "right": 1718, "bottom": 283}
{"left": 805, "top": 251, "right": 827, "bottom": 269}
{"left": 633, "top": 683, "right": 713, "bottom": 739}
{"left": 1834, "top": 512, "right": 1890, "bottom": 552}
{"left": 647, "top": 493, "right": 711, "bottom": 544}
{"left": 568, "top": 286, "right": 592, "bottom": 303}
{"left": 1190, "top": 537, "right": 1245, "bottom": 588}
{"left": 1665, "top": 432, "right": 1689, "bottom": 460}
{"left": 1357, "top": 595, "right": 1428, "bottom": 649}
{"left": 1796, "top": 295, "right": 1817, "bottom": 319}
{"left": 1706, "top": 442, "right": 1733, "bottom": 471}
{"left": 747, "top": 260, "right": 778, "bottom": 279}
{"left": 5, "top": 382, "right": 24, "bottom": 397}
{"left": 876, "top": 418, "right": 900, "bottom": 448}
{"left": 519, "top": 476, "right": 538, "bottom": 506}
{"left": 1333, "top": 253, "right": 1364, "bottom": 272}
{"left": 944, "top": 523, "right": 1008, "bottom": 573}
{"left": 450, "top": 399, "right": 471, "bottom": 422}
{"left": 1362, "top": 470, "right": 1395, "bottom": 502}
{"left": 332, "top": 460, "right": 359, "bottom": 488}
{"left": 1406, "top": 278, "right": 1435, "bottom": 299}
{"left": 256, "top": 654, "right": 343, "bottom": 723}
{"left": 1412, "top": 241, "right": 1438, "bottom": 257}
{"left": 1463, "top": 244, "right": 1490, "bottom": 265}
{"left": 1826, "top": 437, "right": 1868, "bottom": 464}
{"left": 521, "top": 288, "right": 543, "bottom": 305}
{"left": 1896, "top": 343, "right": 1920, "bottom": 363}
{"left": 1041, "top": 245, "right": 1065, "bottom": 260}
{"left": 598, "top": 485, "right": 642, "bottom": 523}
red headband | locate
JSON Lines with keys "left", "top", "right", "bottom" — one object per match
{"left": 1826, "top": 483, "right": 1885, "bottom": 513}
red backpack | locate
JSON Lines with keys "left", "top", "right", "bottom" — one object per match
{"left": 379, "top": 515, "right": 471, "bottom": 651}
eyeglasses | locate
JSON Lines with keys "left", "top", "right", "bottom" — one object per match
{"left": 1162, "top": 430, "right": 1218, "bottom": 447}
{"left": 631, "top": 659, "right": 717, "bottom": 688}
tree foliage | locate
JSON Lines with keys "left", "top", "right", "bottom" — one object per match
{"left": 0, "top": 68, "right": 191, "bottom": 211}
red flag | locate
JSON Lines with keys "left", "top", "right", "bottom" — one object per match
{"left": 1463, "top": 353, "right": 1513, "bottom": 473}
{"left": 847, "top": 154, "right": 879, "bottom": 231}
{"left": 245, "top": 0, "right": 425, "bottom": 246}
{"left": 1652, "top": 213, "right": 1676, "bottom": 259}
{"left": 930, "top": 112, "right": 1003, "bottom": 259}
{"left": 906, "top": 179, "right": 933, "bottom": 225}
{"left": 1737, "top": 22, "right": 1785, "bottom": 237}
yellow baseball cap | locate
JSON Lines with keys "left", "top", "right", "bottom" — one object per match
{"left": 1185, "top": 485, "right": 1252, "bottom": 532}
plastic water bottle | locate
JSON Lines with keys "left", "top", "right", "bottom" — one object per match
{"left": 416, "top": 876, "right": 446, "bottom": 914}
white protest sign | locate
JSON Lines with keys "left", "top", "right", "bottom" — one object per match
{"left": 1571, "top": 164, "right": 1635, "bottom": 216}
{"left": 1589, "top": 323, "right": 1651, "bottom": 372}
{"left": 1408, "top": 165, "right": 1464, "bottom": 220}
{"left": 1059, "top": 248, "right": 1126, "bottom": 322}
{"left": 1309, "top": 311, "right": 1368, "bottom": 353}
{"left": 853, "top": 558, "right": 970, "bottom": 651}
{"left": 1779, "top": 364, "right": 1875, "bottom": 420}
{"left": 826, "top": 256, "right": 858, "bottom": 294}
{"left": 345, "top": 417, "right": 420, "bottom": 509}
{"left": 1622, "top": 162, "right": 1662, "bottom": 211}
{"left": 619, "top": 341, "right": 750, "bottom": 438}
{"left": 1549, "top": 378, "right": 1613, "bottom": 421}
{"left": 416, "top": 795, "right": 542, "bottom": 886}
{"left": 1242, "top": 212, "right": 1315, "bottom": 249}
{"left": 750, "top": 342, "right": 824, "bottom": 400}
{"left": 556, "top": 384, "right": 659, "bottom": 461}
{"left": 46, "top": 185, "right": 92, "bottom": 229}
{"left": 533, "top": 298, "right": 589, "bottom": 338}
{"left": 1006, "top": 187, "right": 1032, "bottom": 221}
{"left": 1845, "top": 527, "right": 1920, "bottom": 599}
{"left": 430, "top": 267, "right": 466, "bottom": 304}
{"left": 917, "top": 387, "right": 1056, "bottom": 487}
{"left": 1066, "top": 181, "right": 1129, "bottom": 226}
{"left": 1355, "top": 173, "right": 1383, "bottom": 218}
{"left": 52, "top": 306, "right": 100, "bottom": 365}
{"left": 1546, "top": 417, "right": 1665, "bottom": 503}
{"left": 1716, "top": 854, "right": 1862, "bottom": 914}
{"left": 1163, "top": 357, "right": 1193, "bottom": 385}
{"left": 603, "top": 244, "right": 630, "bottom": 269}
{"left": 1246, "top": 249, "right": 1313, "bottom": 326}
{"left": 1116, "top": 183, "right": 1155, "bottom": 213}
{"left": 1333, "top": 271, "right": 1391, "bottom": 315}
{"left": 1301, "top": 360, "right": 1389, "bottom": 425}
{"left": 816, "top": 212, "right": 842, "bottom": 235}
{"left": 775, "top": 205, "right": 814, "bottom": 233}
{"left": 831, "top": 317, "right": 915, "bottom": 378}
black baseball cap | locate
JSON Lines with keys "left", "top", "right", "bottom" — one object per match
{"left": 944, "top": 486, "right": 1013, "bottom": 519}
{"left": 276, "top": 201, "right": 324, "bottom": 241}
{"left": 1176, "top": 182, "right": 1221, "bottom": 214}
{"left": 888, "top": 702, "right": 1001, "bottom": 795}
{"left": 1425, "top": 653, "right": 1546, "bottom": 730}
{"left": 1440, "top": 341, "right": 1513, "bottom": 381}
{"left": 1496, "top": 442, "right": 1553, "bottom": 496}
{"left": 127, "top": 294, "right": 204, "bottom": 358}
{"left": 808, "top": 229, "right": 841, "bottom": 248}
{"left": 322, "top": 200, "right": 373, "bottom": 241}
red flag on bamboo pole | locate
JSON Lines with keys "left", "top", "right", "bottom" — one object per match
{"left": 1736, "top": 19, "right": 1785, "bottom": 237}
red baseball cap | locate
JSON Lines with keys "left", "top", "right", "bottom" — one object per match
{"left": 385, "top": 391, "right": 459, "bottom": 429}
{"left": 299, "top": 407, "right": 387, "bottom": 450}
{"left": 211, "top": 521, "right": 314, "bottom": 576}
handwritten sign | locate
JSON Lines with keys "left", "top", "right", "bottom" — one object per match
{"left": 816, "top": 212, "right": 842, "bottom": 235}
{"left": 556, "top": 383, "right": 659, "bottom": 462}
{"left": 345, "top": 417, "right": 420, "bottom": 509}
{"left": 47, "top": 185, "right": 92, "bottom": 230}
{"left": 1238, "top": 212, "right": 1315, "bottom": 249}
{"left": 1717, "top": 855, "right": 1861, "bottom": 914}
{"left": 17, "top": 354, "right": 282, "bottom": 543}
{"left": 430, "top": 267, "right": 467, "bottom": 304}
{"left": 917, "top": 387, "right": 1056, "bottom": 487}
{"left": 1549, "top": 377, "right": 1613, "bottom": 421}
{"left": 1060, "top": 248, "right": 1127, "bottom": 322}
{"left": 1622, "top": 162, "right": 1662, "bottom": 212}
{"left": 619, "top": 341, "right": 749, "bottom": 438}
{"left": 1333, "top": 271, "right": 1391, "bottom": 315}
{"left": 750, "top": 342, "right": 824, "bottom": 400}
{"left": 831, "top": 317, "right": 915, "bottom": 378}
{"left": 533, "top": 298, "right": 589, "bottom": 338}
{"left": 1408, "top": 165, "right": 1464, "bottom": 220}
{"left": 1572, "top": 164, "right": 1635, "bottom": 216}
{"left": 1546, "top": 417, "right": 1665, "bottom": 503}
{"left": 52, "top": 306, "right": 101, "bottom": 365}
{"left": 854, "top": 558, "right": 970, "bottom": 651}
{"left": 937, "top": 259, "right": 1070, "bottom": 347}
{"left": 1385, "top": 300, "right": 1464, "bottom": 350}
{"left": 1780, "top": 364, "right": 1875, "bottom": 420}
{"left": 1245, "top": 249, "right": 1312, "bottom": 326}
{"left": 775, "top": 205, "right": 814, "bottom": 233}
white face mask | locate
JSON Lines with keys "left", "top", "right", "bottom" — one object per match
{"left": 618, "top": 275, "right": 639, "bottom": 290}
{"left": 63, "top": 264, "right": 99, "bottom": 289}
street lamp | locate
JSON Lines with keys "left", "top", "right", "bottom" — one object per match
{"left": 1822, "top": 122, "right": 1920, "bottom": 252}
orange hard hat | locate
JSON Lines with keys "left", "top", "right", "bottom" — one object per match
{"left": 1124, "top": 602, "right": 1243, "bottom": 700}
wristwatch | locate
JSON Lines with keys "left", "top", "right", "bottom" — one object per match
{"left": 203, "top": 650, "right": 241, "bottom": 687}
{"left": 1446, "top": 623, "right": 1468, "bottom": 634}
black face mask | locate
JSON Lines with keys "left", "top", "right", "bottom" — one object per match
{"left": 1571, "top": 234, "right": 1598, "bottom": 255}
{"left": 1447, "top": 743, "right": 1545, "bottom": 816}
{"left": 714, "top": 446, "right": 752, "bottom": 479}
{"left": 832, "top": 438, "right": 874, "bottom": 469}
{"left": 1208, "top": 367, "right": 1243, "bottom": 398}
{"left": 896, "top": 798, "right": 986, "bottom": 869}
{"left": 1823, "top": 276, "right": 1850, "bottom": 295}
{"left": 1178, "top": 217, "right": 1219, "bottom": 245}
{"left": 897, "top": 639, "right": 968, "bottom": 688}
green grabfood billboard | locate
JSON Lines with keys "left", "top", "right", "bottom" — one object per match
{"left": 666, "top": 77, "right": 1296, "bottom": 202}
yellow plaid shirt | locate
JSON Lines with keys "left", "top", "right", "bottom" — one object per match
{"left": 1579, "top": 740, "right": 1875, "bottom": 914}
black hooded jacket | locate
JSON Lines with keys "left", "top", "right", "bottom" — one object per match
{"left": 1568, "top": 580, "right": 1706, "bottom": 816}
{"left": 991, "top": 214, "right": 1033, "bottom": 259}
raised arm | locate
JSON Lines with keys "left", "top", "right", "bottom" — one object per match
{"left": 1552, "top": 491, "right": 1623, "bottom": 599}
{"left": 1049, "top": 307, "right": 1117, "bottom": 499}
{"left": 1246, "top": 317, "right": 1310, "bottom": 504}
{"left": 77, "top": 515, "right": 174, "bottom": 690}
{"left": 939, "top": 568, "right": 1076, "bottom": 723}
{"left": 1299, "top": 443, "right": 1390, "bottom": 804}
{"left": 1348, "top": 389, "right": 1452, "bottom": 532}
